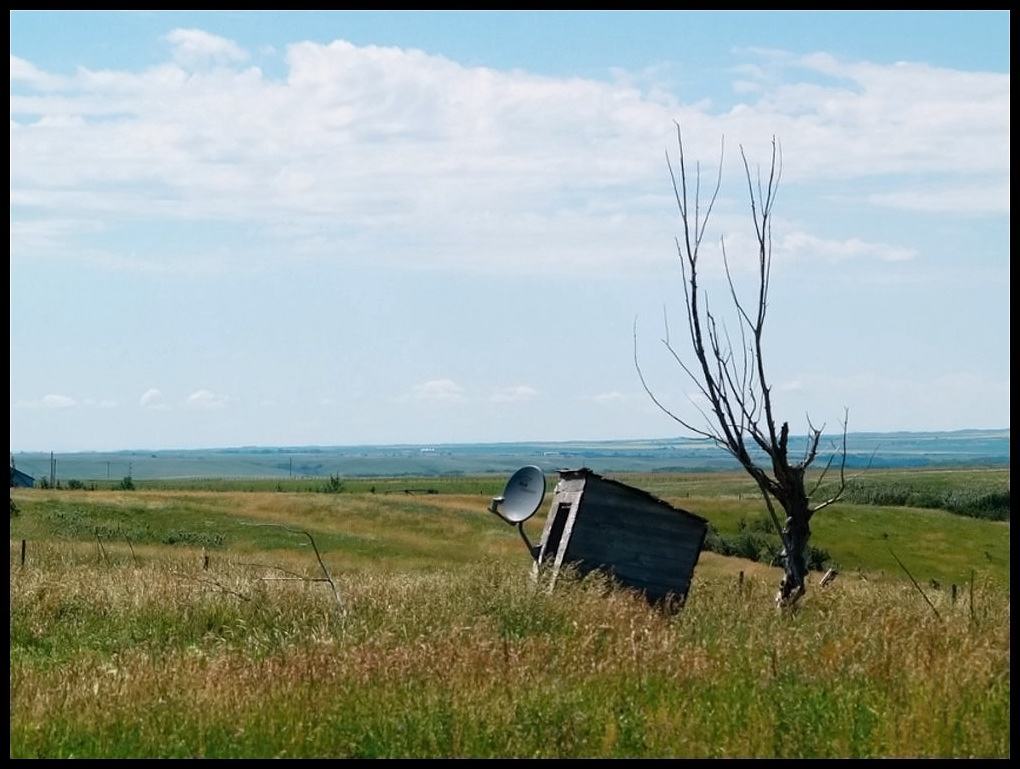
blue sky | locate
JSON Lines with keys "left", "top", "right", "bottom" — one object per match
{"left": 10, "top": 11, "right": 1010, "bottom": 450}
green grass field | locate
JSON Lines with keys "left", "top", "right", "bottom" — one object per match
{"left": 8, "top": 470, "right": 1010, "bottom": 757}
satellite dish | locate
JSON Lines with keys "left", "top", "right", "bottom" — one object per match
{"left": 489, "top": 465, "right": 546, "bottom": 524}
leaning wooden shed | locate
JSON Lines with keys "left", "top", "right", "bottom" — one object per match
{"left": 534, "top": 468, "right": 708, "bottom": 604}
{"left": 10, "top": 467, "right": 35, "bottom": 488}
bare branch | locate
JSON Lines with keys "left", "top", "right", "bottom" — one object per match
{"left": 634, "top": 318, "right": 723, "bottom": 443}
{"left": 660, "top": 338, "right": 712, "bottom": 402}
{"left": 239, "top": 523, "right": 345, "bottom": 616}
{"left": 807, "top": 451, "right": 837, "bottom": 499}
{"left": 720, "top": 237, "right": 756, "bottom": 331}
{"left": 801, "top": 417, "right": 825, "bottom": 470}
{"left": 889, "top": 549, "right": 942, "bottom": 620}
{"left": 170, "top": 569, "right": 252, "bottom": 601}
{"left": 671, "top": 121, "right": 695, "bottom": 262}
{"left": 236, "top": 561, "right": 312, "bottom": 580}
{"left": 694, "top": 136, "right": 725, "bottom": 250}
{"left": 809, "top": 409, "right": 849, "bottom": 515}
{"left": 642, "top": 129, "right": 849, "bottom": 607}
{"left": 121, "top": 527, "right": 140, "bottom": 568}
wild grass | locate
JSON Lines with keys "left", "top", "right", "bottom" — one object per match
{"left": 61, "top": 467, "right": 1010, "bottom": 523}
{"left": 10, "top": 543, "right": 1009, "bottom": 758}
{"left": 9, "top": 475, "right": 1010, "bottom": 757}
{"left": 12, "top": 484, "right": 1009, "bottom": 588}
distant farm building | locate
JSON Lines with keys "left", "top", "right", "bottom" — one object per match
{"left": 10, "top": 467, "right": 35, "bottom": 488}
{"left": 534, "top": 469, "right": 708, "bottom": 604}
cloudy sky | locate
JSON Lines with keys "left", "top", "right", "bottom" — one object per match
{"left": 10, "top": 11, "right": 1010, "bottom": 450}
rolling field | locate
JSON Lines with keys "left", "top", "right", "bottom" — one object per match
{"left": 8, "top": 470, "right": 1010, "bottom": 757}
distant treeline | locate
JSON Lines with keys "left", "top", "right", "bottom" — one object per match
{"left": 840, "top": 481, "right": 1009, "bottom": 521}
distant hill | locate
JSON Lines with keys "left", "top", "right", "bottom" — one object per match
{"left": 11, "top": 429, "right": 1009, "bottom": 480}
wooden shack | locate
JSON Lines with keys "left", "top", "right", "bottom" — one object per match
{"left": 10, "top": 467, "right": 34, "bottom": 488}
{"left": 533, "top": 468, "right": 708, "bottom": 604}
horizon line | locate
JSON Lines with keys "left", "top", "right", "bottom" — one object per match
{"left": 9, "top": 426, "right": 1010, "bottom": 455}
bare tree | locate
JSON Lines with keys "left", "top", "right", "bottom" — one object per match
{"left": 635, "top": 124, "right": 848, "bottom": 607}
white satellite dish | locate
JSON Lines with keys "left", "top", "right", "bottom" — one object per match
{"left": 489, "top": 465, "right": 546, "bottom": 524}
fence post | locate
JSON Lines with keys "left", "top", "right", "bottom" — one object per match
{"left": 20, "top": 539, "right": 26, "bottom": 567}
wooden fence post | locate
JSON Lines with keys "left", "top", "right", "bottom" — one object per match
{"left": 20, "top": 539, "right": 26, "bottom": 567}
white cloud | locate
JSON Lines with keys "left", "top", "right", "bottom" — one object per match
{"left": 10, "top": 55, "right": 66, "bottom": 91}
{"left": 8, "top": 39, "right": 1009, "bottom": 277}
{"left": 869, "top": 181, "right": 1011, "bottom": 216}
{"left": 411, "top": 379, "right": 465, "bottom": 403}
{"left": 139, "top": 388, "right": 168, "bottom": 410}
{"left": 778, "top": 232, "right": 916, "bottom": 263}
{"left": 14, "top": 393, "right": 78, "bottom": 409}
{"left": 186, "top": 389, "right": 229, "bottom": 409}
{"left": 588, "top": 391, "right": 627, "bottom": 404}
{"left": 43, "top": 394, "right": 76, "bottom": 409}
{"left": 165, "top": 28, "right": 248, "bottom": 67}
{"left": 490, "top": 385, "right": 538, "bottom": 403}
{"left": 82, "top": 398, "right": 118, "bottom": 409}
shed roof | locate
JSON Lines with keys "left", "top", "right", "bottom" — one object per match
{"left": 558, "top": 467, "right": 709, "bottom": 526}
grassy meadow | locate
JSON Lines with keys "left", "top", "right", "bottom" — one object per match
{"left": 9, "top": 469, "right": 1010, "bottom": 757}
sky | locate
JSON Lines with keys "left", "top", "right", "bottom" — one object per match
{"left": 10, "top": 11, "right": 1010, "bottom": 451}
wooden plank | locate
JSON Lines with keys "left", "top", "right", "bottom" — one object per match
{"left": 568, "top": 560, "right": 690, "bottom": 597}
{"left": 551, "top": 490, "right": 585, "bottom": 584}
{"left": 553, "top": 477, "right": 586, "bottom": 495}
{"left": 567, "top": 525, "right": 702, "bottom": 563}
{"left": 579, "top": 495, "right": 704, "bottom": 532}
{"left": 536, "top": 486, "right": 583, "bottom": 561}
{"left": 604, "top": 559, "right": 688, "bottom": 587}
{"left": 565, "top": 546, "right": 699, "bottom": 583}
{"left": 566, "top": 549, "right": 694, "bottom": 585}
{"left": 585, "top": 476, "right": 702, "bottom": 521}
{"left": 571, "top": 516, "right": 705, "bottom": 550}
{"left": 578, "top": 507, "right": 702, "bottom": 537}
{"left": 564, "top": 529, "right": 701, "bottom": 588}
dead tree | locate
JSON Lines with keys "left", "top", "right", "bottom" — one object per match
{"left": 635, "top": 125, "right": 848, "bottom": 607}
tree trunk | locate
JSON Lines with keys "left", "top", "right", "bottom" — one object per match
{"left": 777, "top": 499, "right": 811, "bottom": 606}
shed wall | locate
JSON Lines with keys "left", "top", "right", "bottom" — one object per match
{"left": 563, "top": 475, "right": 706, "bottom": 600}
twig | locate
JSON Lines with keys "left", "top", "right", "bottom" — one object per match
{"left": 169, "top": 569, "right": 251, "bottom": 601}
{"left": 122, "top": 527, "right": 140, "bottom": 567}
{"left": 236, "top": 561, "right": 311, "bottom": 580}
{"left": 95, "top": 530, "right": 110, "bottom": 565}
{"left": 241, "top": 523, "right": 345, "bottom": 616}
{"left": 969, "top": 568, "right": 976, "bottom": 624}
{"left": 818, "top": 568, "right": 838, "bottom": 587}
{"left": 888, "top": 548, "right": 941, "bottom": 620}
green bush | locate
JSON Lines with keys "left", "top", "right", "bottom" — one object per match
{"left": 116, "top": 477, "right": 135, "bottom": 491}
{"left": 321, "top": 473, "right": 344, "bottom": 494}
{"left": 703, "top": 522, "right": 835, "bottom": 572}
{"left": 841, "top": 480, "right": 1009, "bottom": 520}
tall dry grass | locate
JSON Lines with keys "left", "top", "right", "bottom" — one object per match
{"left": 10, "top": 541, "right": 1009, "bottom": 758}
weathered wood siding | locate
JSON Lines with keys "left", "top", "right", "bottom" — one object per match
{"left": 534, "top": 476, "right": 586, "bottom": 569}
{"left": 561, "top": 474, "right": 706, "bottom": 602}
